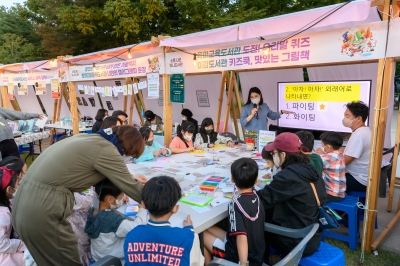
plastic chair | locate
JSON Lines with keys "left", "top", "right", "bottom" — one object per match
{"left": 208, "top": 223, "right": 319, "bottom": 266}
{"left": 322, "top": 195, "right": 358, "bottom": 250}
{"left": 91, "top": 255, "right": 121, "bottom": 266}
{"left": 346, "top": 191, "right": 378, "bottom": 230}
{"left": 299, "top": 241, "right": 345, "bottom": 266}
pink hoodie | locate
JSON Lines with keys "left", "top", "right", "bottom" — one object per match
{"left": 0, "top": 206, "right": 26, "bottom": 266}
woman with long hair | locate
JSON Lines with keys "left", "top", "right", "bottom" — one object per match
{"left": 194, "top": 118, "right": 234, "bottom": 149}
{"left": 240, "top": 87, "right": 294, "bottom": 132}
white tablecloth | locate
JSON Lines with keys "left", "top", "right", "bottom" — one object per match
{"left": 14, "top": 131, "right": 51, "bottom": 146}
{"left": 45, "top": 124, "right": 92, "bottom": 132}
{"left": 122, "top": 145, "right": 270, "bottom": 233}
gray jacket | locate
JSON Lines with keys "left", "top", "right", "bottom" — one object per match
{"left": 0, "top": 108, "right": 39, "bottom": 142}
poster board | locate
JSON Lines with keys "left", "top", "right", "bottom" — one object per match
{"left": 277, "top": 80, "right": 371, "bottom": 132}
{"left": 258, "top": 131, "right": 276, "bottom": 152}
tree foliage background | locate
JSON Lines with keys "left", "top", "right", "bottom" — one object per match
{"left": 0, "top": 0, "right": 398, "bottom": 87}
{"left": 0, "top": 0, "right": 348, "bottom": 63}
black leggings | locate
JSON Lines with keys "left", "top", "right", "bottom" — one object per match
{"left": 345, "top": 173, "right": 366, "bottom": 192}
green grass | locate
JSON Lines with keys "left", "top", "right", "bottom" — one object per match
{"left": 269, "top": 237, "right": 400, "bottom": 266}
{"left": 324, "top": 238, "right": 400, "bottom": 266}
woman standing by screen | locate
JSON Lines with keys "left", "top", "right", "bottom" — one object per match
{"left": 240, "top": 87, "right": 294, "bottom": 132}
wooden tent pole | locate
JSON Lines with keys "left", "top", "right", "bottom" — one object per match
{"left": 138, "top": 90, "right": 147, "bottom": 113}
{"left": 126, "top": 78, "right": 135, "bottom": 125}
{"left": 363, "top": 0, "right": 392, "bottom": 252}
{"left": 388, "top": 106, "right": 400, "bottom": 212}
{"left": 67, "top": 80, "right": 80, "bottom": 135}
{"left": 230, "top": 96, "right": 239, "bottom": 136}
{"left": 223, "top": 72, "right": 234, "bottom": 132}
{"left": 1, "top": 86, "right": 10, "bottom": 109}
{"left": 132, "top": 79, "right": 144, "bottom": 125}
{"left": 163, "top": 74, "right": 172, "bottom": 146}
{"left": 123, "top": 95, "right": 128, "bottom": 113}
{"left": 387, "top": 0, "right": 400, "bottom": 212}
{"left": 232, "top": 72, "right": 244, "bottom": 137}
{"left": 216, "top": 71, "right": 227, "bottom": 133}
{"left": 56, "top": 84, "right": 65, "bottom": 122}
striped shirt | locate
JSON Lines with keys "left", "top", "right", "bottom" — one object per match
{"left": 320, "top": 150, "right": 346, "bottom": 198}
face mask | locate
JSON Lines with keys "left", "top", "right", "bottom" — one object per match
{"left": 342, "top": 117, "right": 353, "bottom": 128}
{"left": 251, "top": 98, "right": 260, "bottom": 105}
{"left": 12, "top": 189, "right": 17, "bottom": 198}
{"left": 205, "top": 129, "right": 213, "bottom": 134}
{"left": 145, "top": 140, "right": 153, "bottom": 146}
{"left": 110, "top": 197, "right": 124, "bottom": 209}
{"left": 273, "top": 154, "right": 281, "bottom": 168}
{"left": 182, "top": 116, "right": 187, "bottom": 121}
{"left": 184, "top": 134, "right": 192, "bottom": 141}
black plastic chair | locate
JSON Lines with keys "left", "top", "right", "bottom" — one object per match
{"left": 380, "top": 145, "right": 399, "bottom": 197}
{"left": 208, "top": 223, "right": 319, "bottom": 266}
{"left": 91, "top": 256, "right": 121, "bottom": 266}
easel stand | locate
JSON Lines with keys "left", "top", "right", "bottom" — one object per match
{"left": 215, "top": 71, "right": 243, "bottom": 138}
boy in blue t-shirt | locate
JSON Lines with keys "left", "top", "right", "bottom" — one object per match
{"left": 204, "top": 158, "right": 266, "bottom": 266}
{"left": 124, "top": 176, "right": 204, "bottom": 266}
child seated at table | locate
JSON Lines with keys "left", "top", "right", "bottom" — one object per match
{"left": 203, "top": 158, "right": 265, "bottom": 266}
{"left": 0, "top": 163, "right": 27, "bottom": 266}
{"left": 315, "top": 132, "right": 346, "bottom": 202}
{"left": 134, "top": 126, "right": 172, "bottom": 163}
{"left": 124, "top": 176, "right": 204, "bottom": 265}
{"left": 194, "top": 118, "right": 235, "bottom": 149}
{"left": 84, "top": 179, "right": 147, "bottom": 265}
{"left": 258, "top": 142, "right": 280, "bottom": 182}
{"left": 169, "top": 122, "right": 196, "bottom": 154}
{"left": 295, "top": 130, "right": 323, "bottom": 177}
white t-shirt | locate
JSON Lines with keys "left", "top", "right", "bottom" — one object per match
{"left": 344, "top": 127, "right": 372, "bottom": 186}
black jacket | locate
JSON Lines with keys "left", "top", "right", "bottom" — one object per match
{"left": 257, "top": 163, "right": 327, "bottom": 256}
{"left": 92, "top": 120, "right": 102, "bottom": 134}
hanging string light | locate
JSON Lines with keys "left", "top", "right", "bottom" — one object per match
{"left": 128, "top": 48, "right": 132, "bottom": 59}
{"left": 263, "top": 46, "right": 270, "bottom": 56}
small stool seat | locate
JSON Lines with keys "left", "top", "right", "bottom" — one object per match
{"left": 323, "top": 195, "right": 358, "bottom": 250}
{"left": 347, "top": 191, "right": 378, "bottom": 230}
{"left": 299, "top": 241, "right": 345, "bottom": 266}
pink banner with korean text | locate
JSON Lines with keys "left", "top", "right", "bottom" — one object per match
{"left": 166, "top": 20, "right": 388, "bottom": 74}
{"left": 67, "top": 53, "right": 165, "bottom": 82}
{"left": 0, "top": 71, "right": 59, "bottom": 86}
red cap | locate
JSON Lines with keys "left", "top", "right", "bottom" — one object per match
{"left": 264, "top": 132, "right": 302, "bottom": 153}
{"left": 0, "top": 166, "right": 15, "bottom": 190}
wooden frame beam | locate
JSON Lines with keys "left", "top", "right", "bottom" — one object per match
{"left": 223, "top": 72, "right": 234, "bottom": 132}
{"left": 363, "top": 0, "right": 392, "bottom": 252}
{"left": 67, "top": 80, "right": 80, "bottom": 135}
{"left": 1, "top": 86, "right": 10, "bottom": 109}
{"left": 163, "top": 74, "right": 172, "bottom": 146}
{"left": 216, "top": 71, "right": 227, "bottom": 133}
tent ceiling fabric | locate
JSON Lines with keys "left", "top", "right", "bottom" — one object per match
{"left": 307, "top": 63, "right": 394, "bottom": 149}
{"left": 160, "top": 0, "right": 378, "bottom": 49}
{"left": 65, "top": 42, "right": 162, "bottom": 65}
